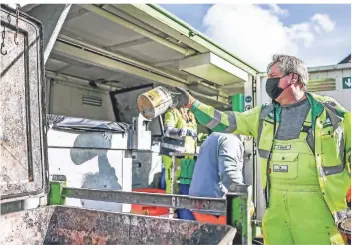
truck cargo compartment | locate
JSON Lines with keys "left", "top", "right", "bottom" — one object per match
{"left": 1, "top": 206, "right": 236, "bottom": 245}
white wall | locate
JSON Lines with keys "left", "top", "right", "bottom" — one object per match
{"left": 309, "top": 67, "right": 351, "bottom": 111}
{"left": 49, "top": 80, "right": 115, "bottom": 121}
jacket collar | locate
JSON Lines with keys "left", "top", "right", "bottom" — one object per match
{"left": 270, "top": 93, "right": 324, "bottom": 129}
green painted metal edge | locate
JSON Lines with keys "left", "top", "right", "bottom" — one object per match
{"left": 231, "top": 197, "right": 242, "bottom": 228}
{"left": 48, "top": 181, "right": 66, "bottom": 205}
{"left": 232, "top": 94, "right": 244, "bottom": 112}
{"left": 131, "top": 4, "right": 259, "bottom": 76}
{"left": 229, "top": 186, "right": 253, "bottom": 244}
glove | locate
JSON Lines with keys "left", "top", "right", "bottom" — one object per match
{"left": 175, "top": 87, "right": 195, "bottom": 108}
{"left": 186, "top": 129, "right": 198, "bottom": 139}
{"left": 177, "top": 128, "right": 188, "bottom": 138}
{"left": 198, "top": 133, "right": 208, "bottom": 142}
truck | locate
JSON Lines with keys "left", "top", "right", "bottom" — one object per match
{"left": 1, "top": 4, "right": 350, "bottom": 245}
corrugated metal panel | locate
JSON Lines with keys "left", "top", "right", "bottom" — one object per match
{"left": 307, "top": 78, "right": 336, "bottom": 92}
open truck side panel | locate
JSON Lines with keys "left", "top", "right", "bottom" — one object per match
{"left": 0, "top": 4, "right": 47, "bottom": 204}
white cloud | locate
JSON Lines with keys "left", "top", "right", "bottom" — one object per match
{"left": 268, "top": 4, "right": 289, "bottom": 17}
{"left": 203, "top": 5, "right": 298, "bottom": 70}
{"left": 202, "top": 4, "right": 337, "bottom": 71}
{"left": 311, "top": 14, "right": 335, "bottom": 32}
{"left": 286, "top": 23, "right": 315, "bottom": 47}
{"left": 314, "top": 25, "right": 322, "bottom": 34}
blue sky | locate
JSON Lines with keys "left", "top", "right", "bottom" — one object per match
{"left": 161, "top": 4, "right": 351, "bottom": 71}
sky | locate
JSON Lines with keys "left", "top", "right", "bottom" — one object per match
{"left": 160, "top": 4, "right": 351, "bottom": 72}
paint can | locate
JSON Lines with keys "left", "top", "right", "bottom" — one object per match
{"left": 337, "top": 216, "right": 351, "bottom": 240}
{"left": 137, "top": 86, "right": 174, "bottom": 119}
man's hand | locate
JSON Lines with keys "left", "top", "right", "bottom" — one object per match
{"left": 175, "top": 87, "right": 195, "bottom": 108}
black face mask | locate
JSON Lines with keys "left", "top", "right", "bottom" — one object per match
{"left": 265, "top": 74, "right": 291, "bottom": 100}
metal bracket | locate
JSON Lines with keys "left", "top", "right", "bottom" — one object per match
{"left": 47, "top": 179, "right": 257, "bottom": 244}
{"left": 61, "top": 186, "right": 226, "bottom": 213}
{"left": 226, "top": 184, "right": 253, "bottom": 245}
{"left": 48, "top": 175, "right": 67, "bottom": 205}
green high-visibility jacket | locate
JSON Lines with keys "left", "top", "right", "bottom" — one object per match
{"left": 161, "top": 107, "right": 197, "bottom": 154}
{"left": 190, "top": 92, "right": 351, "bottom": 223}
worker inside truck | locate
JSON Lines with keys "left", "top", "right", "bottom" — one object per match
{"left": 174, "top": 54, "right": 351, "bottom": 245}
{"left": 189, "top": 131, "right": 245, "bottom": 224}
{"left": 160, "top": 105, "right": 197, "bottom": 195}
{"left": 160, "top": 105, "right": 198, "bottom": 220}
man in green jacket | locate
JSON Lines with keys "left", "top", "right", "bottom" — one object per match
{"left": 176, "top": 54, "right": 351, "bottom": 245}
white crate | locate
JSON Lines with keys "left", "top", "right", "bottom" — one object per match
{"left": 47, "top": 129, "right": 132, "bottom": 213}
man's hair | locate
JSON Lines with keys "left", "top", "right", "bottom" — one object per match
{"left": 267, "top": 54, "right": 309, "bottom": 90}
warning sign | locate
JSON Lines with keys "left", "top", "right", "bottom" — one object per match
{"left": 343, "top": 77, "right": 351, "bottom": 89}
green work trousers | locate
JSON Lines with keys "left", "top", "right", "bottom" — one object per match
{"left": 163, "top": 155, "right": 181, "bottom": 194}
{"left": 262, "top": 136, "right": 344, "bottom": 245}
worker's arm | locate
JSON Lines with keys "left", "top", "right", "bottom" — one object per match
{"left": 321, "top": 95, "right": 348, "bottom": 113}
{"left": 164, "top": 109, "right": 184, "bottom": 138}
{"left": 190, "top": 100, "right": 261, "bottom": 138}
{"left": 217, "top": 135, "right": 244, "bottom": 193}
{"left": 321, "top": 96, "right": 350, "bottom": 173}
{"left": 318, "top": 95, "right": 350, "bottom": 172}
{"left": 326, "top": 97, "right": 350, "bottom": 172}
{"left": 217, "top": 135, "right": 255, "bottom": 216}
{"left": 164, "top": 109, "right": 196, "bottom": 139}
{"left": 344, "top": 111, "right": 351, "bottom": 173}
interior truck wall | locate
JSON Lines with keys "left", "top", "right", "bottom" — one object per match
{"left": 259, "top": 66, "right": 351, "bottom": 111}
{"left": 48, "top": 79, "right": 164, "bottom": 192}
{"left": 48, "top": 80, "right": 115, "bottom": 121}
{"left": 132, "top": 151, "right": 163, "bottom": 190}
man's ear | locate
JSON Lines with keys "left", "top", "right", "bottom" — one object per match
{"left": 291, "top": 73, "right": 299, "bottom": 84}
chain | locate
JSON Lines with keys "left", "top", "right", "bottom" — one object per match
{"left": 0, "top": 12, "right": 11, "bottom": 55}
{"left": 1, "top": 24, "right": 6, "bottom": 55}
{"left": 14, "top": 4, "right": 20, "bottom": 45}
{"left": 0, "top": 27, "right": 6, "bottom": 55}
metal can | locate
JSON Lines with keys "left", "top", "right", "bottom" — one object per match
{"left": 137, "top": 86, "right": 173, "bottom": 119}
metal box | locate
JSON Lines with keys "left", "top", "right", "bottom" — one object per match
{"left": 47, "top": 115, "right": 133, "bottom": 213}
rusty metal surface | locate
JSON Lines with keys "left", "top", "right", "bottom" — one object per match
{"left": 0, "top": 5, "right": 47, "bottom": 200}
{"left": 0, "top": 205, "right": 52, "bottom": 244}
{"left": 1, "top": 206, "right": 236, "bottom": 245}
{"left": 62, "top": 187, "right": 226, "bottom": 214}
